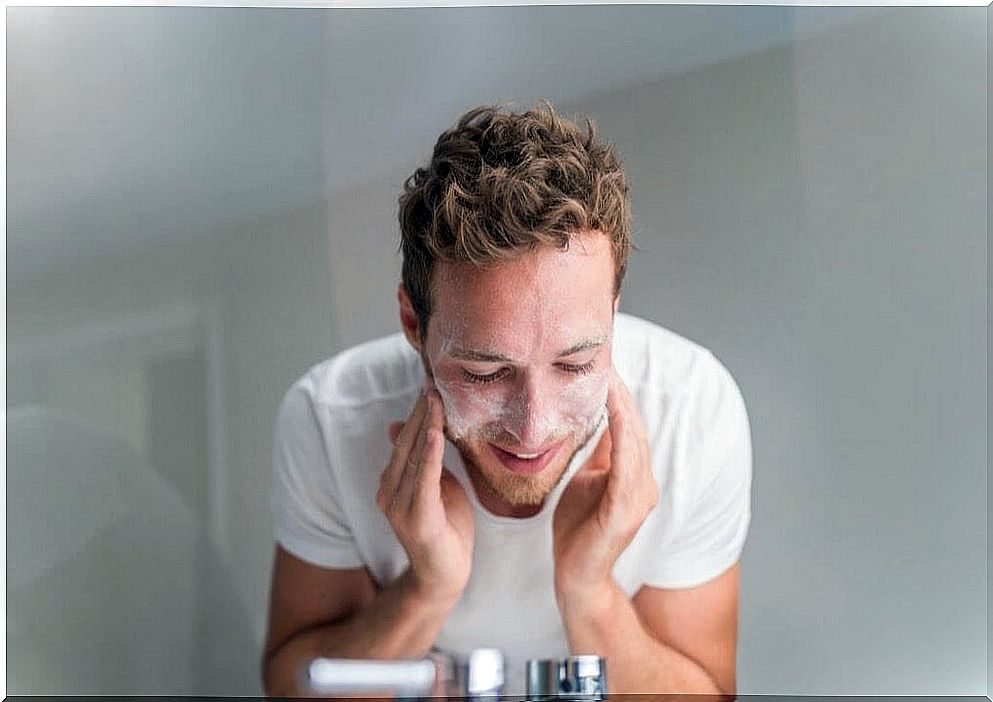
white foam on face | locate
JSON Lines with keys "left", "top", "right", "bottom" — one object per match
{"left": 423, "top": 233, "right": 616, "bottom": 507}
{"left": 433, "top": 376, "right": 503, "bottom": 440}
{"left": 433, "top": 335, "right": 610, "bottom": 451}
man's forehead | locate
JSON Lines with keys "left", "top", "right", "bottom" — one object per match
{"left": 432, "top": 300, "right": 612, "bottom": 357}
{"left": 427, "top": 234, "right": 615, "bottom": 347}
{"left": 433, "top": 259, "right": 613, "bottom": 311}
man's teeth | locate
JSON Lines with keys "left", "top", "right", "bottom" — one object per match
{"left": 512, "top": 451, "right": 542, "bottom": 459}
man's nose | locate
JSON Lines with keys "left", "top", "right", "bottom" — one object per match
{"left": 502, "top": 377, "right": 551, "bottom": 448}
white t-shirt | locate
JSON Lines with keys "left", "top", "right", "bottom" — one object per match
{"left": 270, "top": 312, "right": 752, "bottom": 694}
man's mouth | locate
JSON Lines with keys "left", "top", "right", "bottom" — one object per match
{"left": 488, "top": 440, "right": 564, "bottom": 475}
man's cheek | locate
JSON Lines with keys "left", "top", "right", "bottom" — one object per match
{"left": 560, "top": 372, "right": 610, "bottom": 423}
{"left": 433, "top": 380, "right": 502, "bottom": 438}
{"left": 432, "top": 381, "right": 465, "bottom": 434}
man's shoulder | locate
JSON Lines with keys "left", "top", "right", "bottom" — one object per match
{"left": 614, "top": 314, "right": 750, "bottom": 495}
{"left": 613, "top": 312, "right": 728, "bottom": 398}
{"left": 286, "top": 332, "right": 422, "bottom": 413}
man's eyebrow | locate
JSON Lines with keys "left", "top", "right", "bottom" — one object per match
{"left": 448, "top": 337, "right": 606, "bottom": 363}
{"left": 556, "top": 337, "right": 607, "bottom": 358}
{"left": 449, "top": 347, "right": 516, "bottom": 363}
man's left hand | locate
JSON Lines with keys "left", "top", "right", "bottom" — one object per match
{"left": 552, "top": 367, "right": 659, "bottom": 607}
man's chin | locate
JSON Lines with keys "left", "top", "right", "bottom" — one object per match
{"left": 451, "top": 436, "right": 577, "bottom": 509}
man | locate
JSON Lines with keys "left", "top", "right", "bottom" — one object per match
{"left": 262, "top": 104, "right": 752, "bottom": 697}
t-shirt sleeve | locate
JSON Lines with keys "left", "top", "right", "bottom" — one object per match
{"left": 639, "top": 352, "right": 753, "bottom": 590}
{"left": 269, "top": 379, "right": 366, "bottom": 569}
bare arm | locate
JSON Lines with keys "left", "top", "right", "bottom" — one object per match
{"left": 263, "top": 382, "right": 474, "bottom": 697}
{"left": 556, "top": 563, "right": 740, "bottom": 695}
{"left": 261, "top": 546, "right": 461, "bottom": 697}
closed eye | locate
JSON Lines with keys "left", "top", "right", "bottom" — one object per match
{"left": 462, "top": 361, "right": 595, "bottom": 385}
{"left": 558, "top": 361, "right": 596, "bottom": 375}
{"left": 461, "top": 368, "right": 509, "bottom": 385}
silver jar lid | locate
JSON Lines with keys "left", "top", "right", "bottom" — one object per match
{"left": 526, "top": 655, "right": 607, "bottom": 700}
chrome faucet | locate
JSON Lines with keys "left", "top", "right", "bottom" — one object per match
{"left": 526, "top": 655, "right": 608, "bottom": 701}
{"left": 300, "top": 649, "right": 607, "bottom": 700}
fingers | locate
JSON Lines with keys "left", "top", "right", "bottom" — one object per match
{"left": 377, "top": 388, "right": 430, "bottom": 510}
{"left": 586, "top": 427, "right": 613, "bottom": 474}
{"left": 604, "top": 367, "right": 646, "bottom": 491}
{"left": 388, "top": 421, "right": 405, "bottom": 445}
{"left": 378, "top": 376, "right": 448, "bottom": 521}
{"left": 604, "top": 367, "right": 656, "bottom": 517}
{"left": 413, "top": 388, "right": 446, "bottom": 510}
{"left": 396, "top": 387, "right": 430, "bottom": 449}
{"left": 393, "top": 389, "right": 434, "bottom": 512}
{"left": 605, "top": 368, "right": 629, "bottom": 469}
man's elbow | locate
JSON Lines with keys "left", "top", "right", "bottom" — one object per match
{"left": 261, "top": 649, "right": 299, "bottom": 698}
{"left": 260, "top": 656, "right": 278, "bottom": 697}
{"left": 712, "top": 674, "right": 736, "bottom": 698}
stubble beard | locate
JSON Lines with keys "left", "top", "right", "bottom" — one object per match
{"left": 444, "top": 418, "right": 601, "bottom": 509}
{"left": 422, "top": 350, "right": 605, "bottom": 511}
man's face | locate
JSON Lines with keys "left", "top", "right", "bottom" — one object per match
{"left": 420, "top": 231, "right": 617, "bottom": 515}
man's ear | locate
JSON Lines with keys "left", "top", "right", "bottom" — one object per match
{"left": 397, "top": 283, "right": 422, "bottom": 352}
{"left": 613, "top": 295, "right": 620, "bottom": 315}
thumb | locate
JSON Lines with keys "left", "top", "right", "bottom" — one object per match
{"left": 583, "top": 429, "right": 612, "bottom": 474}
{"left": 440, "top": 469, "right": 471, "bottom": 510}
{"left": 388, "top": 421, "right": 405, "bottom": 445}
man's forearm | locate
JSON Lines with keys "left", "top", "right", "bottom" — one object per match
{"left": 264, "top": 568, "right": 460, "bottom": 696}
{"left": 556, "top": 579, "right": 727, "bottom": 695}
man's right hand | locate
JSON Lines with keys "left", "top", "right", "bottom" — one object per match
{"left": 376, "top": 377, "right": 474, "bottom": 604}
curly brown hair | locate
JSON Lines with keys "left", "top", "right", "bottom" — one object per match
{"left": 398, "top": 101, "right": 632, "bottom": 341}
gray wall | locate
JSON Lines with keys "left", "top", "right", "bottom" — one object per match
{"left": 7, "top": 201, "right": 336, "bottom": 694}
{"left": 594, "top": 9, "right": 986, "bottom": 693}
{"left": 6, "top": 6, "right": 985, "bottom": 697}
{"left": 323, "top": 8, "right": 987, "bottom": 695}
